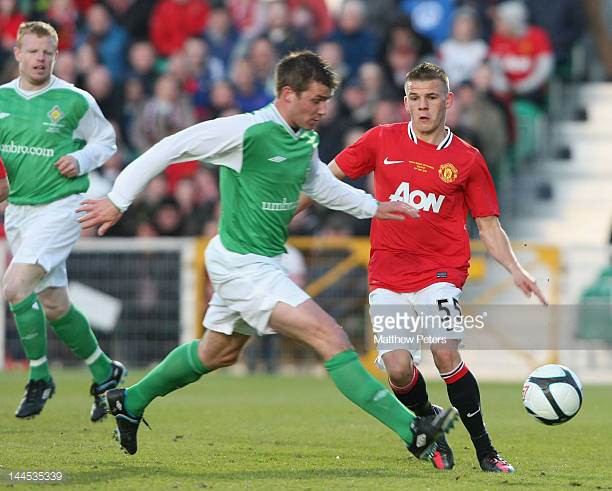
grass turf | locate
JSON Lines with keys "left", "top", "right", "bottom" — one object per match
{"left": 0, "top": 369, "right": 611, "bottom": 490}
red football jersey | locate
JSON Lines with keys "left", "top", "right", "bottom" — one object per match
{"left": 335, "top": 121, "right": 499, "bottom": 292}
{"left": 0, "top": 157, "right": 6, "bottom": 179}
{"left": 490, "top": 26, "right": 552, "bottom": 86}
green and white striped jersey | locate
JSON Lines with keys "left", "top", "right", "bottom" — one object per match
{"left": 109, "top": 104, "right": 377, "bottom": 257}
{"left": 0, "top": 76, "right": 116, "bottom": 205}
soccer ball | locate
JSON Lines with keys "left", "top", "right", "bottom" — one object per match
{"left": 521, "top": 364, "right": 583, "bottom": 425}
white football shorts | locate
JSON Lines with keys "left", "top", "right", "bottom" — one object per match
{"left": 203, "top": 235, "right": 310, "bottom": 336}
{"left": 4, "top": 194, "right": 84, "bottom": 293}
{"left": 369, "top": 282, "right": 463, "bottom": 370}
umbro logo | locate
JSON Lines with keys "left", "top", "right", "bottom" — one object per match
{"left": 0, "top": 112, "right": 10, "bottom": 119}
{"left": 383, "top": 157, "right": 404, "bottom": 165}
{"left": 268, "top": 156, "right": 287, "bottom": 163}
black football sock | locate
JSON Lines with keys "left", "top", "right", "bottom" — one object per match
{"left": 442, "top": 361, "right": 494, "bottom": 461}
{"left": 389, "top": 366, "right": 434, "bottom": 417}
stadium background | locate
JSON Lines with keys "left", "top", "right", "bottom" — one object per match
{"left": 0, "top": 0, "right": 611, "bottom": 383}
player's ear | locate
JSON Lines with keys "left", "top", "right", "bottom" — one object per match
{"left": 279, "top": 86, "right": 296, "bottom": 103}
{"left": 446, "top": 91, "right": 454, "bottom": 109}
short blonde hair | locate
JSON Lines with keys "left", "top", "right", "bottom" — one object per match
{"left": 16, "top": 21, "right": 59, "bottom": 49}
{"left": 404, "top": 62, "right": 450, "bottom": 95}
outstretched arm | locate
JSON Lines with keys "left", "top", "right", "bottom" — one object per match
{"left": 302, "top": 158, "right": 418, "bottom": 220}
{"left": 77, "top": 197, "right": 123, "bottom": 236}
{"left": 296, "top": 159, "right": 345, "bottom": 214}
{"left": 78, "top": 113, "right": 254, "bottom": 235}
{"left": 476, "top": 216, "right": 548, "bottom": 305}
{"left": 76, "top": 128, "right": 191, "bottom": 235}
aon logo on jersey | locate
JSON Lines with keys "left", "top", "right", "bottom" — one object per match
{"left": 389, "top": 182, "right": 445, "bottom": 213}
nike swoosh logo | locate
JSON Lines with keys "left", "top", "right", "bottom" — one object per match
{"left": 383, "top": 157, "right": 404, "bottom": 165}
{"left": 466, "top": 408, "right": 481, "bottom": 418}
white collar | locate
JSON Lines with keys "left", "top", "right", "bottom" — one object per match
{"left": 14, "top": 75, "right": 57, "bottom": 98}
{"left": 270, "top": 102, "right": 305, "bottom": 139}
{"left": 407, "top": 120, "right": 453, "bottom": 150}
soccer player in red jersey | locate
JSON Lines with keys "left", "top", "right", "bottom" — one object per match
{"left": 329, "top": 62, "right": 547, "bottom": 473}
{"left": 0, "top": 156, "right": 7, "bottom": 179}
{"left": 0, "top": 157, "right": 8, "bottom": 202}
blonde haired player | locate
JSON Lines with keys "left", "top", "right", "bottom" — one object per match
{"left": 319, "top": 62, "right": 547, "bottom": 473}
{"left": 0, "top": 21, "right": 125, "bottom": 421}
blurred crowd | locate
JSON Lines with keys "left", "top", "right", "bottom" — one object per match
{"left": 0, "top": 0, "right": 589, "bottom": 238}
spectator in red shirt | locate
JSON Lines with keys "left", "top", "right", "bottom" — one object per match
{"left": 149, "top": 0, "right": 210, "bottom": 56}
{"left": 489, "top": 0, "right": 554, "bottom": 106}
{"left": 0, "top": 156, "right": 8, "bottom": 198}
{"left": 228, "top": 0, "right": 267, "bottom": 39}
{"left": 44, "top": 0, "right": 78, "bottom": 50}
{"left": 288, "top": 0, "right": 334, "bottom": 43}
{"left": 0, "top": 0, "right": 25, "bottom": 50}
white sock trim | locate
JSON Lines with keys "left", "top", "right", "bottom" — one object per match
{"left": 30, "top": 356, "right": 48, "bottom": 367}
{"left": 440, "top": 361, "right": 465, "bottom": 378}
{"left": 85, "top": 347, "right": 103, "bottom": 365}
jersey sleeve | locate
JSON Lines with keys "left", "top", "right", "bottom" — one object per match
{"left": 0, "top": 157, "right": 6, "bottom": 178}
{"left": 532, "top": 27, "right": 553, "bottom": 55}
{"left": 464, "top": 151, "right": 500, "bottom": 218}
{"left": 108, "top": 113, "right": 255, "bottom": 212}
{"left": 334, "top": 126, "right": 380, "bottom": 179}
{"left": 302, "top": 151, "right": 378, "bottom": 219}
{"left": 69, "top": 91, "right": 118, "bottom": 175}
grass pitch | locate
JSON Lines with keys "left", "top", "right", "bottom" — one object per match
{"left": 1, "top": 369, "right": 611, "bottom": 490}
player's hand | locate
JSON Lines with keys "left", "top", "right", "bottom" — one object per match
{"left": 512, "top": 268, "right": 548, "bottom": 306}
{"left": 55, "top": 155, "right": 79, "bottom": 178}
{"left": 375, "top": 201, "right": 420, "bottom": 220}
{"left": 77, "top": 198, "right": 123, "bottom": 236}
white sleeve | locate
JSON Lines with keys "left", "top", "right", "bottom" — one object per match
{"left": 69, "top": 92, "right": 117, "bottom": 175}
{"left": 488, "top": 55, "right": 511, "bottom": 94}
{"left": 513, "top": 54, "right": 554, "bottom": 94}
{"left": 302, "top": 154, "right": 378, "bottom": 219}
{"left": 108, "top": 113, "right": 253, "bottom": 212}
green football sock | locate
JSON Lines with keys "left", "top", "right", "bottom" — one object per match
{"left": 10, "top": 293, "right": 50, "bottom": 381}
{"left": 49, "top": 304, "right": 112, "bottom": 384}
{"left": 125, "top": 340, "right": 211, "bottom": 417}
{"left": 325, "top": 350, "right": 415, "bottom": 445}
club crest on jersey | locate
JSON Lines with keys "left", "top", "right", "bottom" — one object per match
{"left": 438, "top": 163, "right": 458, "bottom": 183}
{"left": 47, "top": 105, "right": 64, "bottom": 124}
{"left": 44, "top": 105, "right": 66, "bottom": 133}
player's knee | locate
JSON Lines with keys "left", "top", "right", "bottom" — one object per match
{"left": 318, "top": 322, "right": 353, "bottom": 359}
{"left": 2, "top": 277, "right": 32, "bottom": 305}
{"left": 431, "top": 347, "right": 460, "bottom": 374}
{"left": 40, "top": 300, "right": 69, "bottom": 321}
{"left": 383, "top": 351, "right": 414, "bottom": 386}
{"left": 198, "top": 343, "right": 241, "bottom": 370}
{"left": 217, "top": 350, "right": 240, "bottom": 368}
